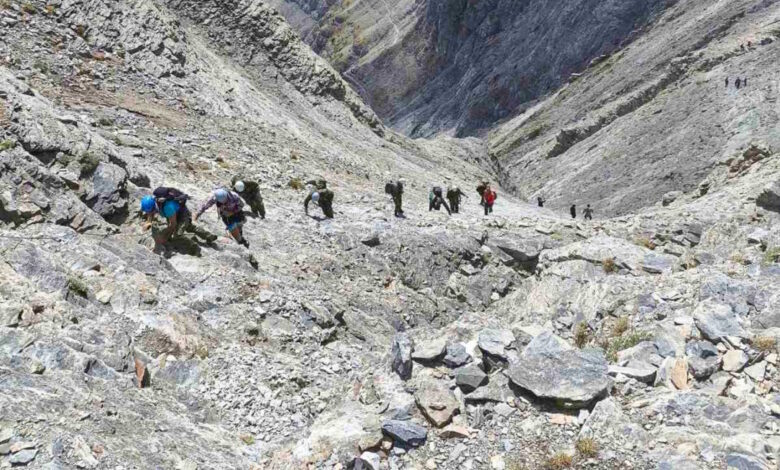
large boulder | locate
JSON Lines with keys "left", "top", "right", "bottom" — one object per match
{"left": 756, "top": 181, "right": 780, "bottom": 212}
{"left": 693, "top": 300, "right": 746, "bottom": 341}
{"left": 506, "top": 332, "right": 611, "bottom": 409}
{"left": 454, "top": 363, "right": 487, "bottom": 393}
{"left": 84, "top": 162, "right": 128, "bottom": 221}
{"left": 414, "top": 379, "right": 459, "bottom": 427}
{"left": 685, "top": 340, "right": 720, "bottom": 379}
{"left": 391, "top": 334, "right": 414, "bottom": 381}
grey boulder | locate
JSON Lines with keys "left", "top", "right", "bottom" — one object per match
{"left": 506, "top": 332, "right": 611, "bottom": 409}
{"left": 443, "top": 342, "right": 472, "bottom": 368}
{"left": 454, "top": 363, "right": 488, "bottom": 393}
{"left": 391, "top": 333, "right": 414, "bottom": 381}
{"left": 381, "top": 420, "right": 427, "bottom": 447}
{"left": 693, "top": 301, "right": 746, "bottom": 341}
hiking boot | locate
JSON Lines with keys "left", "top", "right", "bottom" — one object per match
{"left": 240, "top": 238, "right": 250, "bottom": 248}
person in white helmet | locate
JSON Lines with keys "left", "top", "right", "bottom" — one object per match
{"left": 304, "top": 182, "right": 334, "bottom": 219}
{"left": 385, "top": 178, "right": 406, "bottom": 217}
{"left": 231, "top": 176, "right": 265, "bottom": 219}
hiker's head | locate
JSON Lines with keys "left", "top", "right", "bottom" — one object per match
{"left": 215, "top": 188, "right": 229, "bottom": 203}
{"left": 234, "top": 181, "right": 245, "bottom": 193}
{"left": 141, "top": 195, "right": 156, "bottom": 213}
{"left": 311, "top": 192, "right": 320, "bottom": 203}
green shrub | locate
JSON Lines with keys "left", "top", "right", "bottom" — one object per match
{"left": 753, "top": 336, "right": 776, "bottom": 353}
{"left": 611, "top": 316, "right": 630, "bottom": 337}
{"left": 67, "top": 276, "right": 89, "bottom": 298}
{"left": 602, "top": 257, "right": 616, "bottom": 273}
{"left": 574, "top": 322, "right": 589, "bottom": 348}
{"left": 288, "top": 178, "right": 304, "bottom": 190}
{"left": 605, "top": 330, "right": 653, "bottom": 362}
{"left": 764, "top": 247, "right": 780, "bottom": 264}
{"left": 21, "top": 2, "right": 37, "bottom": 14}
{"left": 78, "top": 152, "right": 101, "bottom": 176}
{"left": 0, "top": 140, "right": 15, "bottom": 151}
{"left": 544, "top": 452, "right": 573, "bottom": 469}
{"left": 576, "top": 437, "right": 599, "bottom": 458}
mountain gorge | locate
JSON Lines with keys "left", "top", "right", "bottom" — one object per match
{"left": 1, "top": 0, "right": 780, "bottom": 469}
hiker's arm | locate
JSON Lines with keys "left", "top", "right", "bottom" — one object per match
{"left": 304, "top": 193, "right": 311, "bottom": 213}
{"left": 160, "top": 213, "right": 178, "bottom": 243}
{"left": 194, "top": 197, "right": 215, "bottom": 221}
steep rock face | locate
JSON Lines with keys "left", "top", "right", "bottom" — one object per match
{"left": 268, "top": 0, "right": 669, "bottom": 136}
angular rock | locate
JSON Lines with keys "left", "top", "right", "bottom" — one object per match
{"left": 381, "top": 420, "right": 427, "bottom": 447}
{"left": 9, "top": 448, "right": 37, "bottom": 465}
{"left": 608, "top": 361, "right": 656, "bottom": 383}
{"left": 655, "top": 357, "right": 688, "bottom": 389}
{"left": 411, "top": 338, "right": 447, "bottom": 364}
{"left": 439, "top": 424, "right": 470, "bottom": 439}
{"left": 443, "top": 343, "right": 472, "bottom": 368}
{"left": 454, "top": 363, "right": 487, "bottom": 393}
{"left": 506, "top": 332, "right": 610, "bottom": 408}
{"left": 693, "top": 301, "right": 746, "bottom": 341}
{"left": 726, "top": 452, "right": 772, "bottom": 470}
{"left": 354, "top": 451, "right": 380, "bottom": 470}
{"left": 391, "top": 334, "right": 414, "bottom": 380}
{"left": 477, "top": 328, "right": 515, "bottom": 360}
{"left": 757, "top": 181, "right": 780, "bottom": 212}
{"left": 617, "top": 341, "right": 663, "bottom": 367}
{"left": 415, "top": 379, "right": 459, "bottom": 427}
{"left": 85, "top": 162, "right": 128, "bottom": 220}
{"left": 642, "top": 253, "right": 676, "bottom": 274}
{"left": 744, "top": 361, "right": 766, "bottom": 381}
{"left": 722, "top": 350, "right": 748, "bottom": 372}
{"left": 685, "top": 340, "right": 720, "bottom": 379}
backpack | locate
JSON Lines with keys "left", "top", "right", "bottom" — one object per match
{"left": 476, "top": 184, "right": 486, "bottom": 196}
{"left": 432, "top": 186, "right": 443, "bottom": 197}
{"left": 385, "top": 182, "right": 395, "bottom": 195}
{"left": 153, "top": 187, "right": 189, "bottom": 205}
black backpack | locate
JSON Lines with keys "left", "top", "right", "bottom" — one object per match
{"left": 385, "top": 182, "right": 395, "bottom": 195}
{"left": 433, "top": 186, "right": 443, "bottom": 197}
{"left": 153, "top": 187, "right": 189, "bottom": 205}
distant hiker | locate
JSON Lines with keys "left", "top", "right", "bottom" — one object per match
{"left": 232, "top": 177, "right": 265, "bottom": 219}
{"left": 735, "top": 78, "right": 741, "bottom": 89}
{"left": 483, "top": 184, "right": 497, "bottom": 216}
{"left": 140, "top": 187, "right": 217, "bottom": 245}
{"left": 385, "top": 179, "right": 405, "bottom": 217}
{"left": 570, "top": 204, "right": 577, "bottom": 219}
{"left": 537, "top": 196, "right": 545, "bottom": 208}
{"left": 429, "top": 186, "right": 451, "bottom": 215}
{"left": 748, "top": 41, "right": 752, "bottom": 47}
{"left": 743, "top": 77, "right": 747, "bottom": 87}
{"left": 476, "top": 181, "right": 488, "bottom": 206}
{"left": 195, "top": 188, "right": 249, "bottom": 247}
{"left": 725, "top": 77, "right": 729, "bottom": 88}
{"left": 305, "top": 185, "right": 334, "bottom": 219}
{"left": 584, "top": 204, "right": 594, "bottom": 220}
{"left": 447, "top": 186, "right": 466, "bottom": 213}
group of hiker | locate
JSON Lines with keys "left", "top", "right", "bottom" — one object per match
{"left": 139, "top": 176, "right": 595, "bottom": 256}
{"left": 726, "top": 77, "right": 748, "bottom": 89}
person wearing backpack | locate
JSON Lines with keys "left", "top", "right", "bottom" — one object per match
{"left": 194, "top": 188, "right": 250, "bottom": 247}
{"left": 231, "top": 176, "right": 265, "bottom": 219}
{"left": 305, "top": 186, "right": 335, "bottom": 219}
{"left": 483, "top": 184, "right": 497, "bottom": 216}
{"left": 385, "top": 179, "right": 405, "bottom": 217}
{"left": 429, "top": 186, "right": 451, "bottom": 215}
{"left": 476, "top": 181, "right": 488, "bottom": 206}
{"left": 447, "top": 186, "right": 466, "bottom": 213}
{"left": 140, "top": 187, "right": 217, "bottom": 245}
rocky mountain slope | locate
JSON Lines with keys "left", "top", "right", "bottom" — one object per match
{"left": 2, "top": 1, "right": 780, "bottom": 470}
{"left": 267, "top": 0, "right": 670, "bottom": 137}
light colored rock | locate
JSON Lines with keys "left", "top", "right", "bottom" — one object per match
{"left": 415, "top": 379, "right": 460, "bottom": 428}
{"left": 722, "top": 350, "right": 749, "bottom": 372}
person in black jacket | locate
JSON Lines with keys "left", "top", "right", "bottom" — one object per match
{"left": 429, "top": 186, "right": 451, "bottom": 215}
{"left": 570, "top": 204, "right": 577, "bottom": 219}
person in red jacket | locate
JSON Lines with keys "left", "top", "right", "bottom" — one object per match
{"left": 483, "top": 184, "right": 497, "bottom": 216}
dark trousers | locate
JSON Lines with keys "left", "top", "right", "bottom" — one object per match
{"left": 484, "top": 203, "right": 493, "bottom": 215}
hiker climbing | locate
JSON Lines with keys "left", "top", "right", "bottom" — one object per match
{"left": 232, "top": 176, "right": 265, "bottom": 219}
{"left": 476, "top": 181, "right": 488, "bottom": 206}
{"left": 537, "top": 196, "right": 545, "bottom": 208}
{"left": 483, "top": 184, "right": 497, "bottom": 216}
{"left": 304, "top": 181, "right": 334, "bottom": 219}
{"left": 140, "top": 186, "right": 217, "bottom": 247}
{"left": 584, "top": 204, "right": 594, "bottom": 220}
{"left": 725, "top": 77, "right": 729, "bottom": 88}
{"left": 570, "top": 204, "right": 577, "bottom": 219}
{"left": 429, "top": 186, "right": 452, "bottom": 215}
{"left": 385, "top": 179, "right": 405, "bottom": 218}
{"left": 735, "top": 77, "right": 741, "bottom": 89}
{"left": 194, "top": 188, "right": 249, "bottom": 247}
{"left": 446, "top": 186, "right": 466, "bottom": 214}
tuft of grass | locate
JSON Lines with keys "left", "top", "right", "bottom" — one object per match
{"left": 0, "top": 0, "right": 10, "bottom": 10}
{"left": 605, "top": 330, "right": 653, "bottom": 363}
{"left": 44, "top": 4, "right": 55, "bottom": 14}
{"left": 239, "top": 434, "right": 255, "bottom": 445}
{"left": 544, "top": 452, "right": 573, "bottom": 470}
{"left": 0, "top": 139, "right": 16, "bottom": 151}
{"left": 576, "top": 438, "right": 599, "bottom": 458}
{"left": 764, "top": 247, "right": 780, "bottom": 264}
{"left": 33, "top": 59, "right": 49, "bottom": 74}
{"left": 288, "top": 177, "right": 304, "bottom": 190}
{"left": 574, "top": 322, "right": 589, "bottom": 348}
{"left": 753, "top": 336, "right": 776, "bottom": 353}
{"left": 602, "top": 257, "right": 616, "bottom": 273}
{"left": 97, "top": 117, "right": 114, "bottom": 127}
{"left": 634, "top": 236, "right": 656, "bottom": 250}
{"left": 550, "top": 232, "right": 563, "bottom": 241}
{"left": 21, "top": 2, "right": 37, "bottom": 14}
{"left": 67, "top": 276, "right": 89, "bottom": 298}
{"left": 729, "top": 252, "right": 747, "bottom": 265}
{"left": 611, "top": 317, "right": 630, "bottom": 337}
{"left": 78, "top": 152, "right": 101, "bottom": 176}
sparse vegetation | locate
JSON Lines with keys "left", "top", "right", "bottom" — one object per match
{"left": 576, "top": 438, "right": 599, "bottom": 458}
{"left": 605, "top": 330, "right": 653, "bottom": 362}
{"left": 21, "top": 2, "right": 36, "bottom": 13}
{"left": 764, "top": 246, "right": 780, "bottom": 264}
{"left": 602, "top": 257, "right": 616, "bottom": 273}
{"left": 44, "top": 4, "right": 56, "bottom": 14}
{"left": 544, "top": 452, "right": 573, "bottom": 470}
{"left": 239, "top": 434, "right": 255, "bottom": 445}
{"left": 97, "top": 117, "right": 115, "bottom": 127}
{"left": 0, "top": 140, "right": 16, "bottom": 151}
{"left": 33, "top": 59, "right": 49, "bottom": 74}
{"left": 634, "top": 236, "right": 656, "bottom": 250}
{"left": 753, "top": 336, "right": 777, "bottom": 353}
{"left": 574, "top": 322, "right": 589, "bottom": 348}
{"left": 0, "top": 0, "right": 11, "bottom": 10}
{"left": 288, "top": 177, "right": 304, "bottom": 190}
{"left": 67, "top": 276, "right": 89, "bottom": 298}
{"left": 729, "top": 252, "right": 748, "bottom": 265}
{"left": 550, "top": 232, "right": 563, "bottom": 241}
{"left": 611, "top": 316, "right": 630, "bottom": 337}
{"left": 78, "top": 152, "right": 101, "bottom": 176}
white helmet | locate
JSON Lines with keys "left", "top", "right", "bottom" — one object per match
{"left": 234, "top": 181, "right": 245, "bottom": 192}
{"left": 311, "top": 192, "right": 320, "bottom": 203}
